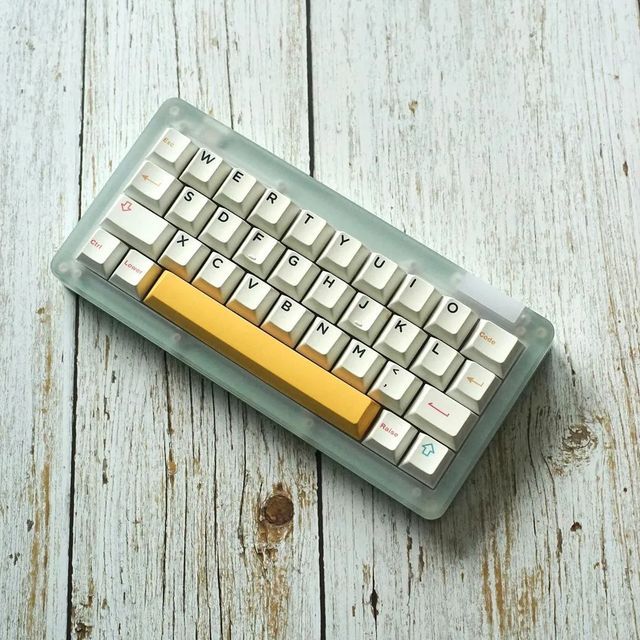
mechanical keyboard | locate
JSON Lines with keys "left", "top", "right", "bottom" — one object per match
{"left": 52, "top": 99, "right": 554, "bottom": 519}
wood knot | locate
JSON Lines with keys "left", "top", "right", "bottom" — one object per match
{"left": 262, "top": 494, "right": 294, "bottom": 526}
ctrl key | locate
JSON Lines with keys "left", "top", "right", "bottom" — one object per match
{"left": 363, "top": 410, "right": 416, "bottom": 464}
{"left": 399, "top": 433, "right": 453, "bottom": 488}
{"left": 110, "top": 249, "right": 162, "bottom": 299}
{"left": 77, "top": 228, "right": 127, "bottom": 278}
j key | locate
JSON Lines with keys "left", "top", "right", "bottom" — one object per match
{"left": 234, "top": 228, "right": 285, "bottom": 279}
{"left": 213, "top": 167, "right": 264, "bottom": 218}
{"left": 103, "top": 196, "right": 175, "bottom": 259}
{"left": 158, "top": 231, "right": 209, "bottom": 281}
{"left": 447, "top": 360, "right": 500, "bottom": 414}
{"left": 192, "top": 252, "right": 245, "bottom": 303}
{"left": 226, "top": 273, "right": 278, "bottom": 325}
{"left": 399, "top": 433, "right": 454, "bottom": 488}
{"left": 282, "top": 210, "right": 334, "bottom": 260}
{"left": 180, "top": 147, "right": 231, "bottom": 197}
{"left": 424, "top": 296, "right": 478, "bottom": 349}
{"left": 317, "top": 231, "right": 370, "bottom": 281}
{"left": 374, "top": 314, "right": 427, "bottom": 368}
{"left": 409, "top": 337, "right": 464, "bottom": 390}
{"left": 332, "top": 339, "right": 385, "bottom": 393}
{"left": 352, "top": 252, "right": 404, "bottom": 304}
{"left": 247, "top": 189, "right": 300, "bottom": 238}
{"left": 125, "top": 161, "right": 182, "bottom": 215}
{"left": 461, "top": 320, "right": 523, "bottom": 378}
{"left": 338, "top": 293, "right": 390, "bottom": 345}
{"left": 262, "top": 295, "right": 314, "bottom": 347}
{"left": 78, "top": 228, "right": 127, "bottom": 278}
{"left": 303, "top": 270, "right": 355, "bottom": 323}
{"left": 405, "top": 385, "right": 477, "bottom": 451}
{"left": 296, "top": 317, "right": 350, "bottom": 370}
{"left": 389, "top": 274, "right": 441, "bottom": 326}
{"left": 267, "top": 249, "right": 319, "bottom": 300}
{"left": 199, "top": 207, "right": 250, "bottom": 257}
{"left": 109, "top": 249, "right": 162, "bottom": 300}
{"left": 368, "top": 362, "right": 421, "bottom": 414}
{"left": 363, "top": 410, "right": 417, "bottom": 464}
{"left": 165, "top": 187, "right": 215, "bottom": 236}
{"left": 148, "top": 128, "right": 197, "bottom": 174}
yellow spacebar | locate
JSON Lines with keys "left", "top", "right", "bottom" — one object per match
{"left": 144, "top": 272, "right": 380, "bottom": 440}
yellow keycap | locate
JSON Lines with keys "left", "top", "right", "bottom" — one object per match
{"left": 144, "top": 272, "right": 381, "bottom": 439}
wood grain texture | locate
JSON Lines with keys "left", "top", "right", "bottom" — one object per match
{"left": 311, "top": 1, "right": 640, "bottom": 638}
{"left": 0, "top": 0, "right": 639, "bottom": 639}
{"left": 69, "top": 1, "right": 318, "bottom": 639}
{"left": 0, "top": 0, "right": 83, "bottom": 637}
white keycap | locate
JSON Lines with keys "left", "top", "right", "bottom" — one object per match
{"left": 267, "top": 249, "right": 319, "bottom": 300}
{"left": 317, "top": 231, "right": 370, "bottom": 281}
{"left": 363, "top": 411, "right": 417, "bottom": 464}
{"left": 399, "top": 433, "right": 453, "bottom": 488}
{"left": 164, "top": 187, "right": 215, "bottom": 236}
{"left": 338, "top": 293, "right": 390, "bottom": 345}
{"left": 368, "top": 362, "right": 422, "bottom": 414}
{"left": 447, "top": 360, "right": 500, "bottom": 414}
{"left": 213, "top": 168, "right": 264, "bottom": 218}
{"left": 180, "top": 147, "right": 231, "bottom": 197}
{"left": 262, "top": 295, "right": 314, "bottom": 347}
{"left": 158, "top": 230, "right": 209, "bottom": 281}
{"left": 303, "top": 271, "right": 355, "bottom": 323}
{"left": 247, "top": 189, "right": 300, "bottom": 238}
{"left": 192, "top": 252, "right": 244, "bottom": 303}
{"left": 461, "top": 320, "right": 522, "bottom": 378}
{"left": 389, "top": 274, "right": 441, "bottom": 326}
{"left": 374, "top": 314, "right": 427, "bottom": 368}
{"left": 226, "top": 274, "right": 278, "bottom": 325}
{"left": 109, "top": 250, "right": 161, "bottom": 299}
{"left": 296, "top": 317, "right": 350, "bottom": 369}
{"left": 405, "top": 385, "right": 477, "bottom": 451}
{"left": 148, "top": 128, "right": 197, "bottom": 174}
{"left": 233, "top": 228, "right": 285, "bottom": 279}
{"left": 332, "top": 339, "right": 385, "bottom": 392}
{"left": 424, "top": 296, "right": 478, "bottom": 349}
{"left": 352, "top": 252, "right": 404, "bottom": 304}
{"left": 199, "top": 207, "right": 250, "bottom": 257}
{"left": 103, "top": 195, "right": 175, "bottom": 259}
{"left": 282, "top": 210, "right": 333, "bottom": 260}
{"left": 78, "top": 228, "right": 127, "bottom": 278}
{"left": 125, "top": 161, "right": 182, "bottom": 215}
{"left": 410, "top": 337, "right": 464, "bottom": 390}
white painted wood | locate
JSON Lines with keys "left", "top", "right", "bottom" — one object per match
{"left": 0, "top": 0, "right": 83, "bottom": 638}
{"left": 312, "top": 0, "right": 640, "bottom": 638}
{"left": 69, "top": 1, "right": 319, "bottom": 639}
{"left": 2, "top": 1, "right": 639, "bottom": 638}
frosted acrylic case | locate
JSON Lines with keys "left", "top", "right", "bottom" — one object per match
{"left": 51, "top": 98, "right": 554, "bottom": 519}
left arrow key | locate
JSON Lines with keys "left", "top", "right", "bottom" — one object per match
{"left": 125, "top": 160, "right": 182, "bottom": 215}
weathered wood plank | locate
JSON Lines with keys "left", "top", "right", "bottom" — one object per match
{"left": 70, "top": 1, "right": 319, "bottom": 638}
{"left": 0, "top": 0, "right": 84, "bottom": 638}
{"left": 311, "top": 1, "right": 640, "bottom": 638}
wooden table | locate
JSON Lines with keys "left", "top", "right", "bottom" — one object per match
{"left": 2, "top": 1, "right": 639, "bottom": 638}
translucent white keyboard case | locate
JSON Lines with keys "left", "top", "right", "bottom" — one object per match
{"left": 51, "top": 99, "right": 554, "bottom": 519}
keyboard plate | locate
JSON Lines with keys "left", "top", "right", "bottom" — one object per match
{"left": 51, "top": 98, "right": 554, "bottom": 519}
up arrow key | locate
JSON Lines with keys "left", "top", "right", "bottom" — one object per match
{"left": 421, "top": 442, "right": 435, "bottom": 456}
